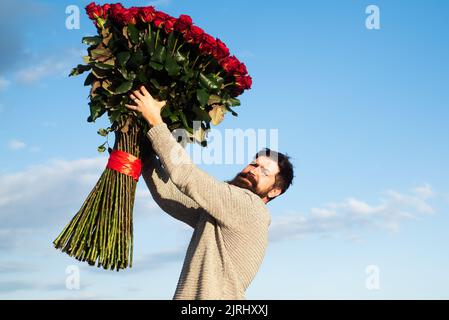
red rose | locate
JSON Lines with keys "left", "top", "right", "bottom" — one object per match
{"left": 234, "top": 62, "right": 248, "bottom": 76}
{"left": 215, "top": 39, "right": 230, "bottom": 61}
{"left": 235, "top": 75, "right": 252, "bottom": 90}
{"left": 232, "top": 87, "right": 244, "bottom": 96}
{"left": 174, "top": 14, "right": 193, "bottom": 33}
{"left": 86, "top": 2, "right": 103, "bottom": 20}
{"left": 199, "top": 34, "right": 217, "bottom": 55}
{"left": 109, "top": 3, "right": 124, "bottom": 16}
{"left": 221, "top": 56, "right": 240, "bottom": 74}
{"left": 102, "top": 4, "right": 111, "bottom": 17}
{"left": 184, "top": 25, "right": 204, "bottom": 44}
{"left": 109, "top": 4, "right": 138, "bottom": 25}
{"left": 164, "top": 16, "right": 177, "bottom": 33}
{"left": 153, "top": 11, "right": 169, "bottom": 28}
{"left": 139, "top": 6, "right": 155, "bottom": 23}
{"left": 127, "top": 7, "right": 139, "bottom": 24}
{"left": 115, "top": 9, "right": 133, "bottom": 25}
{"left": 109, "top": 3, "right": 127, "bottom": 24}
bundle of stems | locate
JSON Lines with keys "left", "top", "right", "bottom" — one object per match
{"left": 53, "top": 116, "right": 151, "bottom": 271}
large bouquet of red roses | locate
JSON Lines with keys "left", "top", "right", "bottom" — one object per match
{"left": 53, "top": 2, "right": 252, "bottom": 271}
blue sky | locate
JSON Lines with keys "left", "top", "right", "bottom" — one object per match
{"left": 0, "top": 0, "right": 448, "bottom": 299}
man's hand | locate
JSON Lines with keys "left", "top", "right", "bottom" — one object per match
{"left": 125, "top": 85, "right": 166, "bottom": 127}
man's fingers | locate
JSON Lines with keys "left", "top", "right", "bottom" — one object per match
{"left": 132, "top": 89, "right": 144, "bottom": 100}
{"left": 140, "top": 85, "right": 150, "bottom": 97}
{"left": 125, "top": 104, "right": 139, "bottom": 111}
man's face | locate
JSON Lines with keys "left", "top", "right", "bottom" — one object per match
{"left": 228, "top": 156, "right": 280, "bottom": 200}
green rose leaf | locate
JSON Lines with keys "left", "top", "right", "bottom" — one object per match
{"left": 109, "top": 109, "right": 122, "bottom": 123}
{"left": 161, "top": 103, "right": 173, "bottom": 117}
{"left": 144, "top": 33, "right": 155, "bottom": 55}
{"left": 150, "top": 78, "right": 161, "bottom": 89}
{"left": 178, "top": 112, "right": 193, "bottom": 134}
{"left": 127, "top": 24, "right": 140, "bottom": 45}
{"left": 174, "top": 51, "right": 188, "bottom": 64}
{"left": 82, "top": 55, "right": 91, "bottom": 64}
{"left": 88, "top": 101, "right": 105, "bottom": 122}
{"left": 193, "top": 106, "right": 212, "bottom": 122}
{"left": 208, "top": 95, "right": 222, "bottom": 105}
{"left": 149, "top": 61, "right": 163, "bottom": 71}
{"left": 137, "top": 69, "right": 148, "bottom": 83}
{"left": 226, "top": 97, "right": 241, "bottom": 107}
{"left": 82, "top": 36, "right": 102, "bottom": 46}
{"left": 129, "top": 50, "right": 144, "bottom": 67}
{"left": 118, "top": 68, "right": 136, "bottom": 81}
{"left": 95, "top": 62, "right": 114, "bottom": 70}
{"left": 97, "top": 128, "right": 109, "bottom": 137}
{"left": 114, "top": 81, "right": 133, "bottom": 95}
{"left": 69, "top": 64, "right": 91, "bottom": 77}
{"left": 92, "top": 67, "right": 109, "bottom": 79}
{"left": 90, "top": 48, "right": 112, "bottom": 62}
{"left": 167, "top": 32, "right": 176, "bottom": 51}
{"left": 196, "top": 88, "right": 210, "bottom": 107}
{"left": 165, "top": 55, "right": 181, "bottom": 77}
{"left": 84, "top": 72, "right": 96, "bottom": 86}
{"left": 97, "top": 142, "right": 107, "bottom": 153}
{"left": 225, "top": 105, "right": 238, "bottom": 116}
{"left": 151, "top": 45, "right": 167, "bottom": 64}
{"left": 116, "top": 51, "right": 131, "bottom": 67}
{"left": 199, "top": 73, "right": 220, "bottom": 91}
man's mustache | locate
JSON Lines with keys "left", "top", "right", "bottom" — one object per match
{"left": 238, "top": 172, "right": 256, "bottom": 185}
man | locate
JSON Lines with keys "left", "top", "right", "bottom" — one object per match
{"left": 126, "top": 86, "right": 294, "bottom": 300}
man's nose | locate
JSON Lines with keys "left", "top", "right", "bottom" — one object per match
{"left": 248, "top": 170, "right": 258, "bottom": 181}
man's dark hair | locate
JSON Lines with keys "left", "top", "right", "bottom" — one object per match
{"left": 255, "top": 148, "right": 294, "bottom": 199}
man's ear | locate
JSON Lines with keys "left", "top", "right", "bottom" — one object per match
{"left": 268, "top": 187, "right": 282, "bottom": 199}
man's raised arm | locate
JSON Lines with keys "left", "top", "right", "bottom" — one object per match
{"left": 140, "top": 149, "right": 201, "bottom": 228}
{"left": 125, "top": 85, "right": 263, "bottom": 229}
{"left": 146, "top": 122, "right": 261, "bottom": 229}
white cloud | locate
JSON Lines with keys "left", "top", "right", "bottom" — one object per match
{"left": 15, "top": 59, "right": 70, "bottom": 84}
{"left": 0, "top": 261, "right": 38, "bottom": 273}
{"left": 237, "top": 50, "right": 256, "bottom": 59}
{"left": 11, "top": 47, "right": 84, "bottom": 84}
{"left": 29, "top": 146, "right": 41, "bottom": 152}
{"left": 136, "top": 188, "right": 159, "bottom": 210}
{"left": 412, "top": 183, "right": 434, "bottom": 199}
{"left": 384, "top": 189, "right": 434, "bottom": 214}
{"left": 310, "top": 207, "right": 336, "bottom": 218}
{"left": 270, "top": 184, "right": 437, "bottom": 242}
{"left": 8, "top": 139, "right": 26, "bottom": 150}
{"left": 147, "top": 0, "right": 171, "bottom": 7}
{"left": 118, "top": 246, "right": 186, "bottom": 273}
{"left": 7, "top": 139, "right": 41, "bottom": 152}
{"left": 0, "top": 76, "right": 10, "bottom": 90}
{"left": 0, "top": 156, "right": 161, "bottom": 235}
{"left": 0, "top": 157, "right": 106, "bottom": 226}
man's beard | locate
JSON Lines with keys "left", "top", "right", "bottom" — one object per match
{"left": 226, "top": 172, "right": 270, "bottom": 199}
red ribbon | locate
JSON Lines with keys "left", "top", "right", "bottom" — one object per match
{"left": 106, "top": 150, "right": 142, "bottom": 181}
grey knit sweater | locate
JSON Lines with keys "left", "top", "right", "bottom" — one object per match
{"left": 141, "top": 122, "right": 271, "bottom": 300}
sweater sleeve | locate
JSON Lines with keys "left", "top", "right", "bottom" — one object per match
{"left": 146, "top": 122, "right": 258, "bottom": 229}
{"left": 140, "top": 151, "right": 201, "bottom": 229}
